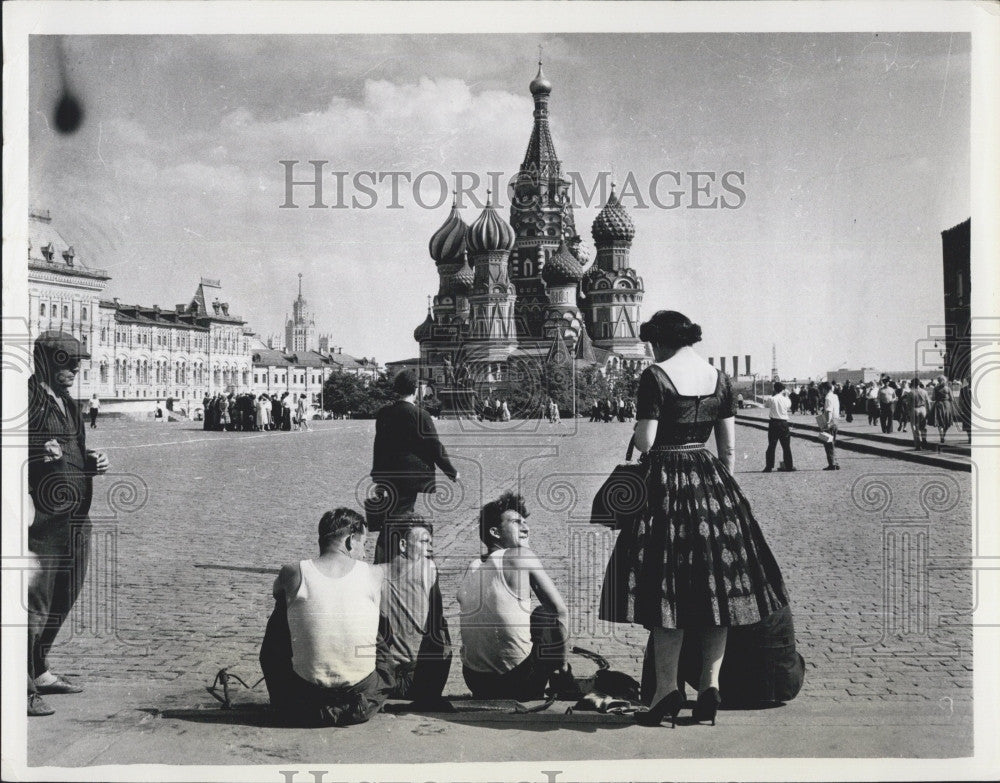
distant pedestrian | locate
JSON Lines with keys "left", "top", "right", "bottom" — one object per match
{"left": 931, "top": 375, "right": 954, "bottom": 444}
{"left": 895, "top": 381, "right": 912, "bottom": 432}
{"left": 911, "top": 379, "right": 930, "bottom": 450}
{"left": 281, "top": 392, "right": 292, "bottom": 431}
{"left": 271, "top": 395, "right": 282, "bottom": 431}
{"left": 762, "top": 382, "right": 794, "bottom": 472}
{"left": 818, "top": 381, "right": 840, "bottom": 470}
{"left": 877, "top": 380, "right": 897, "bottom": 434}
{"left": 842, "top": 381, "right": 857, "bottom": 423}
{"left": 806, "top": 382, "right": 819, "bottom": 416}
{"left": 959, "top": 378, "right": 972, "bottom": 444}
{"left": 296, "top": 394, "right": 311, "bottom": 431}
{"left": 865, "top": 383, "right": 879, "bottom": 425}
{"left": 88, "top": 394, "right": 100, "bottom": 429}
{"left": 500, "top": 399, "right": 511, "bottom": 422}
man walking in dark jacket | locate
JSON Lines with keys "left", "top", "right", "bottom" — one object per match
{"left": 370, "top": 371, "right": 459, "bottom": 562}
{"left": 27, "top": 332, "right": 110, "bottom": 716}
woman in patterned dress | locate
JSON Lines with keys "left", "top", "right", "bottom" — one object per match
{"left": 931, "top": 374, "right": 955, "bottom": 443}
{"left": 599, "top": 310, "right": 789, "bottom": 726}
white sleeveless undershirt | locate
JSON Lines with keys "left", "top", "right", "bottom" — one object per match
{"left": 286, "top": 559, "right": 379, "bottom": 688}
{"left": 457, "top": 550, "right": 533, "bottom": 674}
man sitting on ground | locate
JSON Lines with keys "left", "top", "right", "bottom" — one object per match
{"left": 259, "top": 508, "right": 393, "bottom": 726}
{"left": 380, "top": 513, "right": 453, "bottom": 709}
{"left": 457, "top": 492, "right": 575, "bottom": 701}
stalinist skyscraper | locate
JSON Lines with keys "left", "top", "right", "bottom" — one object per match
{"left": 285, "top": 273, "right": 317, "bottom": 353}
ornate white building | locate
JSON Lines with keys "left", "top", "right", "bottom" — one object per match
{"left": 27, "top": 211, "right": 378, "bottom": 412}
{"left": 28, "top": 210, "right": 252, "bottom": 406}
{"left": 28, "top": 209, "right": 111, "bottom": 400}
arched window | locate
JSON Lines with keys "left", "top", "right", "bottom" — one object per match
{"left": 82, "top": 307, "right": 88, "bottom": 320}
{"left": 63, "top": 305, "right": 69, "bottom": 318}
{"left": 40, "top": 303, "right": 46, "bottom": 317}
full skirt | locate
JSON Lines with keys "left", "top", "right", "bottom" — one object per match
{"left": 599, "top": 448, "right": 789, "bottom": 629}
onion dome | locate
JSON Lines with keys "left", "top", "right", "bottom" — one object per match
{"left": 591, "top": 186, "right": 636, "bottom": 244}
{"left": 428, "top": 199, "right": 467, "bottom": 265}
{"left": 413, "top": 308, "right": 434, "bottom": 343}
{"left": 466, "top": 196, "right": 515, "bottom": 254}
{"left": 529, "top": 61, "right": 552, "bottom": 96}
{"left": 450, "top": 254, "right": 475, "bottom": 294}
{"left": 542, "top": 241, "right": 583, "bottom": 285}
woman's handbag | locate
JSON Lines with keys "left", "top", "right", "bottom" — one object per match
{"left": 589, "top": 437, "right": 648, "bottom": 530}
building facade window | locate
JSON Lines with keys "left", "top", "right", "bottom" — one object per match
{"left": 63, "top": 305, "right": 69, "bottom": 318}
{"left": 40, "top": 303, "right": 46, "bottom": 317}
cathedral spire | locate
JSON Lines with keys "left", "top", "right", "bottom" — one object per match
{"left": 523, "top": 60, "right": 558, "bottom": 174}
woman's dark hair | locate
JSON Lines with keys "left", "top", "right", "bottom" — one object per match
{"left": 479, "top": 491, "right": 528, "bottom": 545}
{"left": 393, "top": 369, "right": 419, "bottom": 397}
{"left": 638, "top": 310, "right": 702, "bottom": 349}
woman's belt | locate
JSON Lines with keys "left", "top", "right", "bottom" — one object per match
{"left": 650, "top": 443, "right": 706, "bottom": 452}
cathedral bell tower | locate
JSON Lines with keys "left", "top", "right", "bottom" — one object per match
{"left": 581, "top": 185, "right": 646, "bottom": 362}
{"left": 509, "top": 60, "right": 581, "bottom": 340}
{"left": 466, "top": 194, "right": 517, "bottom": 360}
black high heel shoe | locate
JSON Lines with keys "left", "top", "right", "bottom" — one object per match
{"left": 692, "top": 687, "right": 721, "bottom": 726}
{"left": 635, "top": 690, "right": 684, "bottom": 728}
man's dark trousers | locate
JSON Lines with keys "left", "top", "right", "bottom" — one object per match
{"left": 879, "top": 402, "right": 895, "bottom": 433}
{"left": 764, "top": 419, "right": 794, "bottom": 471}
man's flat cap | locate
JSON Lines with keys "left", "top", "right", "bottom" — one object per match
{"left": 34, "top": 331, "right": 90, "bottom": 361}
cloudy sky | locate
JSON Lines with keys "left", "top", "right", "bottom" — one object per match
{"left": 29, "top": 33, "right": 969, "bottom": 377}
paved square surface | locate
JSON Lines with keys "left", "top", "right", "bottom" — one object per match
{"left": 20, "top": 417, "right": 974, "bottom": 763}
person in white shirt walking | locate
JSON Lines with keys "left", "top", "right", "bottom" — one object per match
{"left": 762, "top": 382, "right": 795, "bottom": 472}
{"left": 819, "top": 382, "right": 841, "bottom": 470}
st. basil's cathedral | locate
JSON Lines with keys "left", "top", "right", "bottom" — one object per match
{"left": 412, "top": 62, "right": 651, "bottom": 394}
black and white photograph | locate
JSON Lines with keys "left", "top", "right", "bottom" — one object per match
{"left": 3, "top": 1, "right": 999, "bottom": 781}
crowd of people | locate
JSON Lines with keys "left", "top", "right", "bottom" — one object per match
{"left": 201, "top": 392, "right": 314, "bottom": 433}
{"left": 473, "top": 396, "right": 512, "bottom": 422}
{"left": 781, "top": 375, "right": 972, "bottom": 448}
{"left": 589, "top": 397, "right": 636, "bottom": 423}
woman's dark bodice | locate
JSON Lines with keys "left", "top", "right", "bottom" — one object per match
{"left": 636, "top": 364, "right": 736, "bottom": 446}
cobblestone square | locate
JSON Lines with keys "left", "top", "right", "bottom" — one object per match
{"left": 23, "top": 415, "right": 973, "bottom": 762}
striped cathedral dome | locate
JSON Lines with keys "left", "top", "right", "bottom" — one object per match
{"left": 466, "top": 198, "right": 515, "bottom": 254}
{"left": 428, "top": 201, "right": 467, "bottom": 266}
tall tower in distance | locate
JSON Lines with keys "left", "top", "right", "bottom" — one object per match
{"left": 509, "top": 58, "right": 581, "bottom": 340}
{"left": 285, "top": 273, "right": 317, "bottom": 353}
{"left": 771, "top": 344, "right": 779, "bottom": 381}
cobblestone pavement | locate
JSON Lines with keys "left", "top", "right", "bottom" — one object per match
{"left": 28, "top": 417, "right": 973, "bottom": 715}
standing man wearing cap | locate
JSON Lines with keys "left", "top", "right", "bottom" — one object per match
{"left": 27, "top": 331, "right": 110, "bottom": 717}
